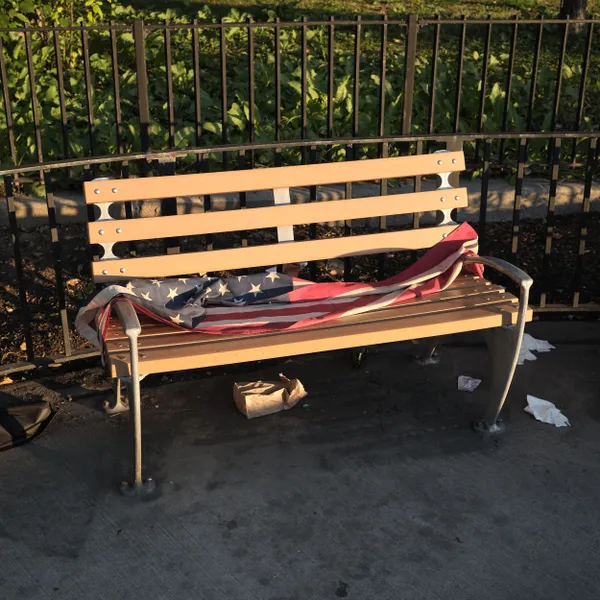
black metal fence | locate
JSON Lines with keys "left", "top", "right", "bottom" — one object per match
{"left": 1, "top": 16, "right": 599, "bottom": 372}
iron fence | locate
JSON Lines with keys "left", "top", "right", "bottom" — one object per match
{"left": 1, "top": 16, "right": 599, "bottom": 373}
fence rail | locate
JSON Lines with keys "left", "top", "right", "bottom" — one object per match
{"left": 1, "top": 15, "right": 599, "bottom": 373}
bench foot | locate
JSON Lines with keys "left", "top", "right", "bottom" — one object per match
{"left": 472, "top": 419, "right": 506, "bottom": 435}
{"left": 413, "top": 337, "right": 440, "bottom": 366}
{"left": 119, "top": 477, "right": 157, "bottom": 498}
{"left": 103, "top": 378, "right": 129, "bottom": 415}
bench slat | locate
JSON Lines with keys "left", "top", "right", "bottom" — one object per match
{"left": 88, "top": 188, "right": 469, "bottom": 244}
{"left": 84, "top": 153, "right": 465, "bottom": 204}
{"left": 93, "top": 225, "right": 458, "bottom": 281}
{"left": 105, "top": 287, "right": 513, "bottom": 355}
{"left": 104, "top": 277, "right": 501, "bottom": 343}
{"left": 109, "top": 302, "right": 528, "bottom": 377}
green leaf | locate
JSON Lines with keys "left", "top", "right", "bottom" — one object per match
{"left": 44, "top": 85, "right": 58, "bottom": 103}
{"left": 288, "top": 81, "right": 302, "bottom": 94}
{"left": 489, "top": 82, "right": 502, "bottom": 103}
{"left": 203, "top": 121, "right": 222, "bottom": 135}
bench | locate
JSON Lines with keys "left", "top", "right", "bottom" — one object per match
{"left": 84, "top": 149, "right": 533, "bottom": 496}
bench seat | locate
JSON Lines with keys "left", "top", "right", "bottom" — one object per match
{"left": 105, "top": 275, "right": 531, "bottom": 378}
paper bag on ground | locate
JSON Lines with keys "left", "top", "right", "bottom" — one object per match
{"left": 233, "top": 374, "right": 307, "bottom": 419}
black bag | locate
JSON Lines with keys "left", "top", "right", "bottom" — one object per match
{"left": 0, "top": 401, "right": 54, "bottom": 451}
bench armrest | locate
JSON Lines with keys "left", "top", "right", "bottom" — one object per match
{"left": 114, "top": 300, "right": 142, "bottom": 338}
{"left": 463, "top": 256, "right": 533, "bottom": 291}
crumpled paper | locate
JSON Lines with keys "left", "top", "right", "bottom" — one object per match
{"left": 233, "top": 374, "right": 307, "bottom": 419}
{"left": 524, "top": 395, "right": 570, "bottom": 427}
{"left": 457, "top": 376, "right": 482, "bottom": 392}
{"left": 518, "top": 334, "right": 555, "bottom": 365}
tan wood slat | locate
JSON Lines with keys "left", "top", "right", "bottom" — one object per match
{"left": 109, "top": 303, "right": 532, "bottom": 377}
{"left": 93, "top": 225, "right": 458, "bottom": 281}
{"left": 106, "top": 291, "right": 515, "bottom": 356}
{"left": 84, "top": 152, "right": 466, "bottom": 204}
{"left": 103, "top": 275, "right": 494, "bottom": 341}
{"left": 88, "top": 188, "right": 469, "bottom": 244}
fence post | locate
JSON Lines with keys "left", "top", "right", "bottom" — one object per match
{"left": 402, "top": 15, "right": 418, "bottom": 136}
{"left": 44, "top": 171, "right": 72, "bottom": 357}
{"left": 158, "top": 157, "right": 179, "bottom": 254}
{"left": 133, "top": 20, "right": 150, "bottom": 159}
{"left": 4, "top": 175, "right": 34, "bottom": 363}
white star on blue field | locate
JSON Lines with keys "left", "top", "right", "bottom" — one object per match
{"left": 117, "top": 272, "right": 295, "bottom": 328}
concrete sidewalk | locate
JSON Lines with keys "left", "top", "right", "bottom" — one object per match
{"left": 1, "top": 334, "right": 599, "bottom": 599}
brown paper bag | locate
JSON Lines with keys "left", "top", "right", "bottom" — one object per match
{"left": 233, "top": 374, "right": 307, "bottom": 419}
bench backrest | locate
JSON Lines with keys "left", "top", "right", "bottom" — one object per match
{"left": 84, "top": 151, "right": 466, "bottom": 282}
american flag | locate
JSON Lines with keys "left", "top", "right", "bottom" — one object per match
{"left": 76, "top": 223, "right": 482, "bottom": 347}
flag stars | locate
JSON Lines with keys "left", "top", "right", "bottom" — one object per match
{"left": 141, "top": 292, "right": 152, "bottom": 302}
{"left": 266, "top": 271, "right": 280, "bottom": 283}
{"left": 125, "top": 281, "right": 136, "bottom": 295}
{"left": 151, "top": 279, "right": 161, "bottom": 287}
{"left": 167, "top": 287, "right": 179, "bottom": 300}
{"left": 249, "top": 282, "right": 262, "bottom": 297}
{"left": 218, "top": 282, "right": 230, "bottom": 296}
{"left": 237, "top": 275, "right": 247, "bottom": 282}
{"left": 178, "top": 278, "right": 188, "bottom": 285}
{"left": 170, "top": 314, "right": 184, "bottom": 325}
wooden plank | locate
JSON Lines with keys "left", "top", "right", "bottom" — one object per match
{"left": 93, "top": 225, "right": 458, "bottom": 281}
{"left": 87, "top": 188, "right": 469, "bottom": 244}
{"left": 84, "top": 152, "right": 466, "bottom": 204}
{"left": 104, "top": 277, "right": 504, "bottom": 344}
{"left": 106, "top": 290, "right": 515, "bottom": 355}
{"left": 109, "top": 303, "right": 532, "bottom": 376}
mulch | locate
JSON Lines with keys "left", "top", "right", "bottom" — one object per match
{"left": 1, "top": 213, "right": 599, "bottom": 367}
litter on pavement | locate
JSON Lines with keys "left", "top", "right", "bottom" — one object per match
{"left": 524, "top": 395, "right": 570, "bottom": 427}
{"left": 233, "top": 374, "right": 307, "bottom": 419}
{"left": 457, "top": 376, "right": 482, "bottom": 392}
{"left": 518, "top": 334, "right": 555, "bottom": 365}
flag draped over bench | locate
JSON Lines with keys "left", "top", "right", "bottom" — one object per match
{"left": 76, "top": 223, "right": 482, "bottom": 348}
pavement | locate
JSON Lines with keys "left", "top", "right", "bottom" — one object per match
{"left": 1, "top": 326, "right": 600, "bottom": 599}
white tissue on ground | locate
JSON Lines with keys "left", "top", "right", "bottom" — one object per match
{"left": 457, "top": 376, "right": 482, "bottom": 392}
{"left": 524, "top": 395, "right": 570, "bottom": 427}
{"left": 518, "top": 334, "right": 555, "bottom": 365}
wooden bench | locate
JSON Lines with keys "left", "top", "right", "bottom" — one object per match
{"left": 84, "top": 150, "right": 533, "bottom": 496}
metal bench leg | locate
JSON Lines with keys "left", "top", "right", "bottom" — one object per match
{"left": 462, "top": 255, "right": 532, "bottom": 434}
{"left": 119, "top": 334, "right": 155, "bottom": 497}
{"left": 473, "top": 324, "right": 522, "bottom": 435}
{"left": 413, "top": 337, "right": 440, "bottom": 366}
{"left": 103, "top": 378, "right": 129, "bottom": 415}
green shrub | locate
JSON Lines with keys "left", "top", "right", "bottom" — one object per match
{"left": 0, "top": 4, "right": 597, "bottom": 171}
